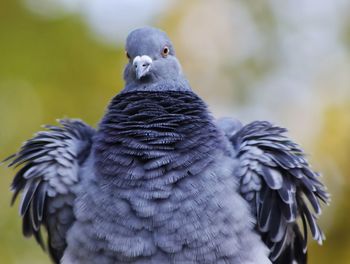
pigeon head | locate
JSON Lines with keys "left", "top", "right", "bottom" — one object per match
{"left": 123, "top": 27, "right": 187, "bottom": 90}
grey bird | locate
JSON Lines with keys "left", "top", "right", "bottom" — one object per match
{"left": 5, "top": 27, "right": 329, "bottom": 264}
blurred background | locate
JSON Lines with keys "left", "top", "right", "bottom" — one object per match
{"left": 0, "top": 0, "right": 349, "bottom": 263}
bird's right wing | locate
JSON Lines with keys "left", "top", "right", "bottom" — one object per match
{"left": 5, "top": 119, "right": 95, "bottom": 263}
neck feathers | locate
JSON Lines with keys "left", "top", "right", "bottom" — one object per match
{"left": 94, "top": 91, "right": 221, "bottom": 185}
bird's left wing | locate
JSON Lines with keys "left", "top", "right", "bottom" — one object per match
{"left": 218, "top": 118, "right": 330, "bottom": 263}
{"left": 4, "top": 119, "right": 95, "bottom": 262}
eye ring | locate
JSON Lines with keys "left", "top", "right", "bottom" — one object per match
{"left": 161, "top": 46, "right": 170, "bottom": 57}
{"left": 125, "top": 51, "right": 131, "bottom": 59}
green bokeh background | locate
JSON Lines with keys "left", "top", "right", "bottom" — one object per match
{"left": 1, "top": 0, "right": 349, "bottom": 263}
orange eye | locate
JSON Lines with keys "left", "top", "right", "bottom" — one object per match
{"left": 125, "top": 51, "right": 131, "bottom": 59}
{"left": 161, "top": 46, "right": 170, "bottom": 57}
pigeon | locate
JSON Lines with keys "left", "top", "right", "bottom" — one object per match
{"left": 5, "top": 27, "right": 329, "bottom": 264}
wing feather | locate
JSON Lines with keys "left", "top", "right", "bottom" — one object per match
{"left": 5, "top": 119, "right": 94, "bottom": 262}
{"left": 221, "top": 119, "right": 329, "bottom": 262}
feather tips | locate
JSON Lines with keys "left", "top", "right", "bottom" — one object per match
{"left": 5, "top": 119, "right": 94, "bottom": 251}
{"left": 227, "top": 120, "right": 329, "bottom": 261}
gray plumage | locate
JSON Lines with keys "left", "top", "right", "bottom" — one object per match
{"left": 5, "top": 27, "right": 329, "bottom": 264}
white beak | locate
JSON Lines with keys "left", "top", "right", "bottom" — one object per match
{"left": 133, "top": 55, "right": 153, "bottom": 79}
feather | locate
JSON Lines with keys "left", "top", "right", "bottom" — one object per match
{"left": 261, "top": 166, "right": 283, "bottom": 190}
{"left": 225, "top": 120, "right": 329, "bottom": 261}
{"left": 6, "top": 119, "right": 94, "bottom": 260}
{"left": 20, "top": 180, "right": 41, "bottom": 216}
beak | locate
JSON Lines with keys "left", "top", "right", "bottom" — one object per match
{"left": 133, "top": 55, "right": 152, "bottom": 79}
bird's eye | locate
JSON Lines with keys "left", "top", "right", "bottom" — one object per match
{"left": 161, "top": 46, "right": 170, "bottom": 57}
{"left": 125, "top": 51, "right": 131, "bottom": 60}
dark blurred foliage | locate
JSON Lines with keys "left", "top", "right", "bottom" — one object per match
{"left": 0, "top": 1, "right": 124, "bottom": 262}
